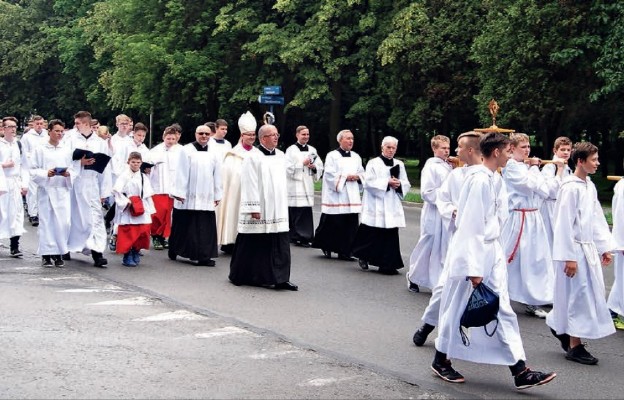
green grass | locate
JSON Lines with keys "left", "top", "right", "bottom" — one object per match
{"left": 403, "top": 192, "right": 422, "bottom": 203}
{"left": 605, "top": 211, "right": 613, "bottom": 226}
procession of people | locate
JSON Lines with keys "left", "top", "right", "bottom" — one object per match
{"left": 2, "top": 110, "right": 624, "bottom": 393}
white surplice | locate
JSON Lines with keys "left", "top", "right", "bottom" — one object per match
{"left": 21, "top": 129, "right": 49, "bottom": 219}
{"left": 500, "top": 159, "right": 554, "bottom": 305}
{"left": 113, "top": 169, "right": 156, "bottom": 225}
{"left": 407, "top": 157, "right": 452, "bottom": 289}
{"left": 0, "top": 138, "right": 28, "bottom": 239}
{"left": 172, "top": 143, "right": 223, "bottom": 211}
{"left": 320, "top": 149, "right": 365, "bottom": 214}
{"left": 546, "top": 175, "right": 617, "bottom": 339}
{"left": 148, "top": 142, "right": 183, "bottom": 195}
{"left": 360, "top": 157, "right": 410, "bottom": 228}
{"left": 30, "top": 143, "right": 74, "bottom": 255}
{"left": 65, "top": 133, "right": 112, "bottom": 253}
{"left": 540, "top": 163, "right": 572, "bottom": 248}
{"left": 217, "top": 144, "right": 261, "bottom": 245}
{"left": 436, "top": 165, "right": 527, "bottom": 366}
{"left": 238, "top": 148, "right": 289, "bottom": 234}
{"left": 608, "top": 179, "right": 624, "bottom": 316}
{"left": 111, "top": 140, "right": 150, "bottom": 179}
{"left": 285, "top": 143, "right": 323, "bottom": 208}
{"left": 208, "top": 137, "right": 233, "bottom": 162}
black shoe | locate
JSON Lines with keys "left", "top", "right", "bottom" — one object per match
{"left": 431, "top": 360, "right": 465, "bottom": 383}
{"left": 566, "top": 344, "right": 598, "bottom": 365}
{"left": 413, "top": 323, "right": 435, "bottom": 347}
{"left": 514, "top": 368, "right": 557, "bottom": 390}
{"left": 299, "top": 242, "right": 311, "bottom": 248}
{"left": 337, "top": 254, "right": 355, "bottom": 261}
{"left": 358, "top": 259, "right": 369, "bottom": 270}
{"left": 196, "top": 259, "right": 216, "bottom": 267}
{"left": 62, "top": 252, "right": 71, "bottom": 261}
{"left": 52, "top": 255, "right": 65, "bottom": 268}
{"left": 378, "top": 268, "right": 399, "bottom": 275}
{"left": 93, "top": 257, "right": 108, "bottom": 268}
{"left": 42, "top": 256, "right": 54, "bottom": 268}
{"left": 409, "top": 282, "right": 420, "bottom": 293}
{"left": 274, "top": 281, "right": 298, "bottom": 291}
{"left": 322, "top": 249, "right": 332, "bottom": 259}
{"left": 550, "top": 328, "right": 570, "bottom": 352}
{"left": 30, "top": 216, "right": 39, "bottom": 227}
{"left": 10, "top": 248, "right": 23, "bottom": 257}
{"left": 168, "top": 249, "right": 176, "bottom": 261}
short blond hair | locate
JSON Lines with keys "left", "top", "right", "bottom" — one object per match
{"left": 510, "top": 132, "right": 530, "bottom": 146}
{"left": 431, "top": 135, "right": 450, "bottom": 149}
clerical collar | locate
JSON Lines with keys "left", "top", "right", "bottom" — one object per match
{"left": 295, "top": 142, "right": 308, "bottom": 152}
{"left": 380, "top": 155, "right": 394, "bottom": 166}
{"left": 214, "top": 138, "right": 225, "bottom": 144}
{"left": 258, "top": 145, "right": 276, "bottom": 156}
{"left": 192, "top": 141, "right": 208, "bottom": 151}
{"left": 337, "top": 148, "right": 351, "bottom": 157}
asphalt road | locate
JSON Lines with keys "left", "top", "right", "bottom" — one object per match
{"left": 2, "top": 200, "right": 622, "bottom": 399}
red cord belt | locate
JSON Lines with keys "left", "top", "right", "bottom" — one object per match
{"left": 507, "top": 208, "right": 538, "bottom": 264}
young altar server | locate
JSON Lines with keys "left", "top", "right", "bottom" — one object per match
{"left": 285, "top": 126, "right": 324, "bottom": 247}
{"left": 500, "top": 133, "right": 553, "bottom": 318}
{"left": 407, "top": 135, "right": 453, "bottom": 292}
{"left": 30, "top": 120, "right": 73, "bottom": 267}
{"left": 540, "top": 136, "right": 573, "bottom": 248}
{"left": 547, "top": 142, "right": 617, "bottom": 365}
{"left": 608, "top": 177, "right": 624, "bottom": 330}
{"left": 432, "top": 132, "right": 556, "bottom": 390}
{"left": 113, "top": 151, "right": 155, "bottom": 267}
{"left": 413, "top": 131, "right": 482, "bottom": 346}
{"left": 351, "top": 136, "right": 410, "bottom": 274}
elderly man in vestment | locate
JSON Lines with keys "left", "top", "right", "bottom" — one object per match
{"left": 352, "top": 136, "right": 409, "bottom": 274}
{"left": 228, "top": 123, "right": 297, "bottom": 291}
{"left": 64, "top": 111, "right": 112, "bottom": 267}
{"left": 547, "top": 142, "right": 616, "bottom": 365}
{"left": 285, "top": 125, "right": 324, "bottom": 247}
{"left": 30, "top": 119, "right": 73, "bottom": 267}
{"left": 432, "top": 132, "right": 556, "bottom": 390}
{"left": 168, "top": 125, "right": 222, "bottom": 266}
{"left": 311, "top": 130, "right": 364, "bottom": 261}
{"left": 216, "top": 111, "right": 261, "bottom": 255}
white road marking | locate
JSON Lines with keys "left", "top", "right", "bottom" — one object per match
{"left": 59, "top": 285, "right": 124, "bottom": 293}
{"left": 248, "top": 350, "right": 300, "bottom": 359}
{"left": 298, "top": 377, "right": 357, "bottom": 387}
{"left": 88, "top": 296, "right": 159, "bottom": 306}
{"left": 195, "top": 326, "right": 259, "bottom": 339}
{"left": 133, "top": 310, "right": 208, "bottom": 322}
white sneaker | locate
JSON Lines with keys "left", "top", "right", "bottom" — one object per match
{"left": 525, "top": 305, "right": 548, "bottom": 318}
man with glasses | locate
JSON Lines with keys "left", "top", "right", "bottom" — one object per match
{"left": 168, "top": 125, "right": 222, "bottom": 266}
{"left": 229, "top": 122, "right": 298, "bottom": 291}
{"left": 0, "top": 117, "right": 28, "bottom": 257}
{"left": 217, "top": 111, "right": 261, "bottom": 254}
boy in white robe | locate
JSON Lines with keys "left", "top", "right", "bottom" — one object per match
{"left": 113, "top": 151, "right": 156, "bottom": 267}
{"left": 30, "top": 120, "right": 73, "bottom": 267}
{"left": 413, "top": 131, "right": 482, "bottom": 346}
{"left": 20, "top": 115, "right": 48, "bottom": 227}
{"left": 608, "top": 177, "right": 624, "bottom": 330}
{"left": 285, "top": 125, "right": 324, "bottom": 247}
{"left": 546, "top": 142, "right": 617, "bottom": 365}
{"left": 500, "top": 133, "right": 553, "bottom": 318}
{"left": 0, "top": 116, "right": 28, "bottom": 257}
{"left": 311, "top": 129, "right": 365, "bottom": 260}
{"left": 540, "top": 136, "right": 573, "bottom": 248}
{"left": 352, "top": 136, "right": 410, "bottom": 274}
{"left": 432, "top": 132, "right": 556, "bottom": 390}
{"left": 407, "top": 135, "right": 453, "bottom": 292}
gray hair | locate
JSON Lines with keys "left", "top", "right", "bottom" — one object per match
{"left": 381, "top": 136, "right": 398, "bottom": 146}
{"left": 336, "top": 129, "right": 352, "bottom": 142}
{"left": 258, "top": 124, "right": 277, "bottom": 140}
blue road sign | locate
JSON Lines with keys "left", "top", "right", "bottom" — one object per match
{"left": 263, "top": 86, "right": 282, "bottom": 95}
{"left": 258, "top": 95, "right": 285, "bottom": 105}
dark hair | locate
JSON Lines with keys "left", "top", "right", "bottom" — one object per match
{"left": 170, "top": 123, "right": 182, "bottom": 133}
{"left": 134, "top": 122, "right": 148, "bottom": 133}
{"left": 127, "top": 151, "right": 143, "bottom": 161}
{"left": 74, "top": 110, "right": 92, "bottom": 120}
{"left": 570, "top": 142, "right": 598, "bottom": 165}
{"left": 90, "top": 119, "right": 99, "bottom": 126}
{"left": 48, "top": 119, "right": 65, "bottom": 130}
{"left": 553, "top": 136, "right": 572, "bottom": 150}
{"left": 205, "top": 121, "right": 216, "bottom": 133}
{"left": 163, "top": 126, "right": 177, "bottom": 136}
{"left": 480, "top": 132, "right": 510, "bottom": 158}
{"left": 32, "top": 115, "right": 44, "bottom": 122}
{"left": 215, "top": 119, "right": 228, "bottom": 127}
{"left": 2, "top": 116, "right": 18, "bottom": 125}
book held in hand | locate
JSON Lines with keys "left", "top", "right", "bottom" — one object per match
{"left": 72, "top": 149, "right": 111, "bottom": 174}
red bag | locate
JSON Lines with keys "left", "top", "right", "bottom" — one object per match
{"left": 129, "top": 196, "right": 145, "bottom": 217}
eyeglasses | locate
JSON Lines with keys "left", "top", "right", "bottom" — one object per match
{"left": 265, "top": 133, "right": 280, "bottom": 138}
{"left": 196, "top": 132, "right": 211, "bottom": 136}
{"left": 3, "top": 125, "right": 17, "bottom": 128}
{"left": 242, "top": 133, "right": 256, "bottom": 137}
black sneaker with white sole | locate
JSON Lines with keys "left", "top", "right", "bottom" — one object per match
{"left": 431, "top": 360, "right": 465, "bottom": 383}
{"left": 550, "top": 328, "right": 570, "bottom": 352}
{"left": 514, "top": 368, "right": 556, "bottom": 390}
{"left": 10, "top": 248, "right": 23, "bottom": 257}
{"left": 566, "top": 344, "right": 598, "bottom": 365}
{"left": 42, "top": 256, "right": 54, "bottom": 268}
{"left": 413, "top": 323, "right": 435, "bottom": 347}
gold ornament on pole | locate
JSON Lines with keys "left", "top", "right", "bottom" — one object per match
{"left": 474, "top": 99, "right": 515, "bottom": 134}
